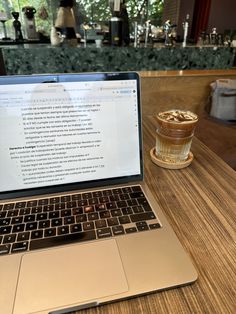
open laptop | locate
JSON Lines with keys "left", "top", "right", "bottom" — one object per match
{"left": 0, "top": 72, "right": 197, "bottom": 314}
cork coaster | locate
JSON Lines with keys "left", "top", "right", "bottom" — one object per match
{"left": 150, "top": 147, "right": 194, "bottom": 169}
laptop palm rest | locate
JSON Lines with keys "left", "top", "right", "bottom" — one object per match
{"left": 13, "top": 239, "right": 128, "bottom": 314}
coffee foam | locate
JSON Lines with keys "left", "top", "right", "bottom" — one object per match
{"left": 158, "top": 110, "right": 197, "bottom": 123}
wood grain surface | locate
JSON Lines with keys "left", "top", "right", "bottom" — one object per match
{"left": 71, "top": 115, "right": 236, "bottom": 314}
{"left": 139, "top": 70, "right": 236, "bottom": 115}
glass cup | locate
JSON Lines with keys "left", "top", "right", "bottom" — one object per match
{"left": 95, "top": 39, "right": 102, "bottom": 48}
{"left": 155, "top": 110, "right": 198, "bottom": 163}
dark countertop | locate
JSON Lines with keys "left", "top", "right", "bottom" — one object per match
{"left": 0, "top": 44, "right": 235, "bottom": 75}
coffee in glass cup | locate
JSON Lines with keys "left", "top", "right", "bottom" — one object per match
{"left": 155, "top": 110, "right": 198, "bottom": 163}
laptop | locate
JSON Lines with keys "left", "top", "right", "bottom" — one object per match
{"left": 0, "top": 72, "right": 197, "bottom": 314}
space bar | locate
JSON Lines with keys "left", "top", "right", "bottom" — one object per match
{"left": 30, "top": 231, "right": 96, "bottom": 251}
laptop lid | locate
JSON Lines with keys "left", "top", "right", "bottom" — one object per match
{"left": 0, "top": 72, "right": 143, "bottom": 200}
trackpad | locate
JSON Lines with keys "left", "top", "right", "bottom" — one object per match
{"left": 14, "top": 239, "right": 128, "bottom": 314}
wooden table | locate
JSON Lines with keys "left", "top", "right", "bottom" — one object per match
{"left": 75, "top": 115, "right": 236, "bottom": 314}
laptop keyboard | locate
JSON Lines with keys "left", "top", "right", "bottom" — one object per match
{"left": 0, "top": 185, "right": 161, "bottom": 256}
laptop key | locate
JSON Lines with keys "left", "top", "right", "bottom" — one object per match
{"left": 125, "top": 227, "right": 137, "bottom": 233}
{"left": 66, "top": 201, "right": 77, "bottom": 208}
{"left": 44, "top": 228, "right": 56, "bottom": 237}
{"left": 113, "top": 188, "right": 123, "bottom": 195}
{"left": 99, "top": 197, "right": 109, "bottom": 203}
{"left": 130, "top": 192, "right": 144, "bottom": 198}
{"left": 97, "top": 227, "right": 112, "bottom": 239}
{"left": 110, "top": 209, "right": 122, "bottom": 217}
{"left": 12, "top": 224, "right": 25, "bottom": 233}
{"left": 64, "top": 216, "right": 75, "bottom": 224}
{"left": 88, "top": 198, "right": 99, "bottom": 205}
{"left": 132, "top": 186, "right": 142, "bottom": 192}
{"left": 136, "top": 222, "right": 149, "bottom": 231}
{"left": 142, "top": 203, "right": 153, "bottom": 212}
{"left": 19, "top": 208, "right": 30, "bottom": 215}
{"left": 58, "top": 226, "right": 70, "bottom": 235}
{"left": 127, "top": 199, "right": 138, "bottom": 206}
{"left": 43, "top": 205, "right": 54, "bottom": 212}
{"left": 106, "top": 202, "right": 117, "bottom": 209}
{"left": 70, "top": 224, "right": 82, "bottom": 233}
{"left": 122, "top": 187, "right": 132, "bottom": 193}
{"left": 109, "top": 195, "right": 120, "bottom": 202}
{"left": 107, "top": 217, "right": 119, "bottom": 226}
{"left": 83, "top": 222, "right": 95, "bottom": 231}
{"left": 116, "top": 201, "right": 127, "bottom": 208}
{"left": 133, "top": 206, "right": 144, "bottom": 214}
{"left": 84, "top": 206, "right": 94, "bottom": 213}
{"left": 130, "top": 212, "right": 156, "bottom": 223}
{"left": 3, "top": 234, "right": 16, "bottom": 244}
{"left": 38, "top": 220, "right": 50, "bottom": 229}
{"left": 119, "top": 193, "right": 130, "bottom": 200}
{"left": 0, "top": 218, "right": 11, "bottom": 226}
{"left": 49, "top": 197, "right": 60, "bottom": 204}
{"left": 0, "top": 226, "right": 12, "bottom": 235}
{"left": 112, "top": 225, "right": 125, "bottom": 236}
{"left": 102, "top": 189, "right": 112, "bottom": 196}
{"left": 37, "top": 213, "right": 47, "bottom": 220}
{"left": 61, "top": 195, "right": 71, "bottom": 202}
{"left": 119, "top": 216, "right": 131, "bottom": 224}
{"left": 87, "top": 212, "right": 99, "bottom": 221}
{"left": 137, "top": 198, "right": 149, "bottom": 206}
{"left": 95, "top": 219, "right": 107, "bottom": 229}
{"left": 11, "top": 217, "right": 23, "bottom": 224}
{"left": 121, "top": 207, "right": 133, "bottom": 215}
{"left": 11, "top": 241, "right": 28, "bottom": 253}
{"left": 72, "top": 207, "right": 83, "bottom": 215}
{"left": 49, "top": 211, "right": 60, "bottom": 219}
{"left": 92, "top": 191, "right": 103, "bottom": 197}
{"left": 30, "top": 231, "right": 96, "bottom": 251}
{"left": 0, "top": 211, "right": 7, "bottom": 218}
{"left": 61, "top": 209, "right": 72, "bottom": 217}
{"left": 26, "top": 222, "right": 38, "bottom": 231}
{"left": 95, "top": 204, "right": 106, "bottom": 211}
{"left": 24, "top": 214, "right": 36, "bottom": 222}
{"left": 82, "top": 192, "right": 92, "bottom": 200}
{"left": 71, "top": 194, "right": 82, "bottom": 200}
{"left": 99, "top": 211, "right": 111, "bottom": 219}
{"left": 0, "top": 244, "right": 11, "bottom": 255}
{"left": 38, "top": 198, "right": 49, "bottom": 205}
{"left": 15, "top": 202, "right": 26, "bottom": 209}
{"left": 3, "top": 203, "right": 14, "bottom": 210}
{"left": 27, "top": 200, "right": 37, "bottom": 207}
{"left": 149, "top": 223, "right": 161, "bottom": 229}
{"left": 17, "top": 232, "right": 30, "bottom": 241}
{"left": 7, "top": 210, "right": 19, "bottom": 217}
{"left": 77, "top": 200, "right": 88, "bottom": 206}
{"left": 55, "top": 203, "right": 66, "bottom": 210}
{"left": 31, "top": 230, "right": 44, "bottom": 239}
{"left": 51, "top": 218, "right": 63, "bottom": 227}
{"left": 76, "top": 214, "right": 87, "bottom": 223}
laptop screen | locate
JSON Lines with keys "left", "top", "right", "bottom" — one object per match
{"left": 0, "top": 72, "right": 143, "bottom": 199}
